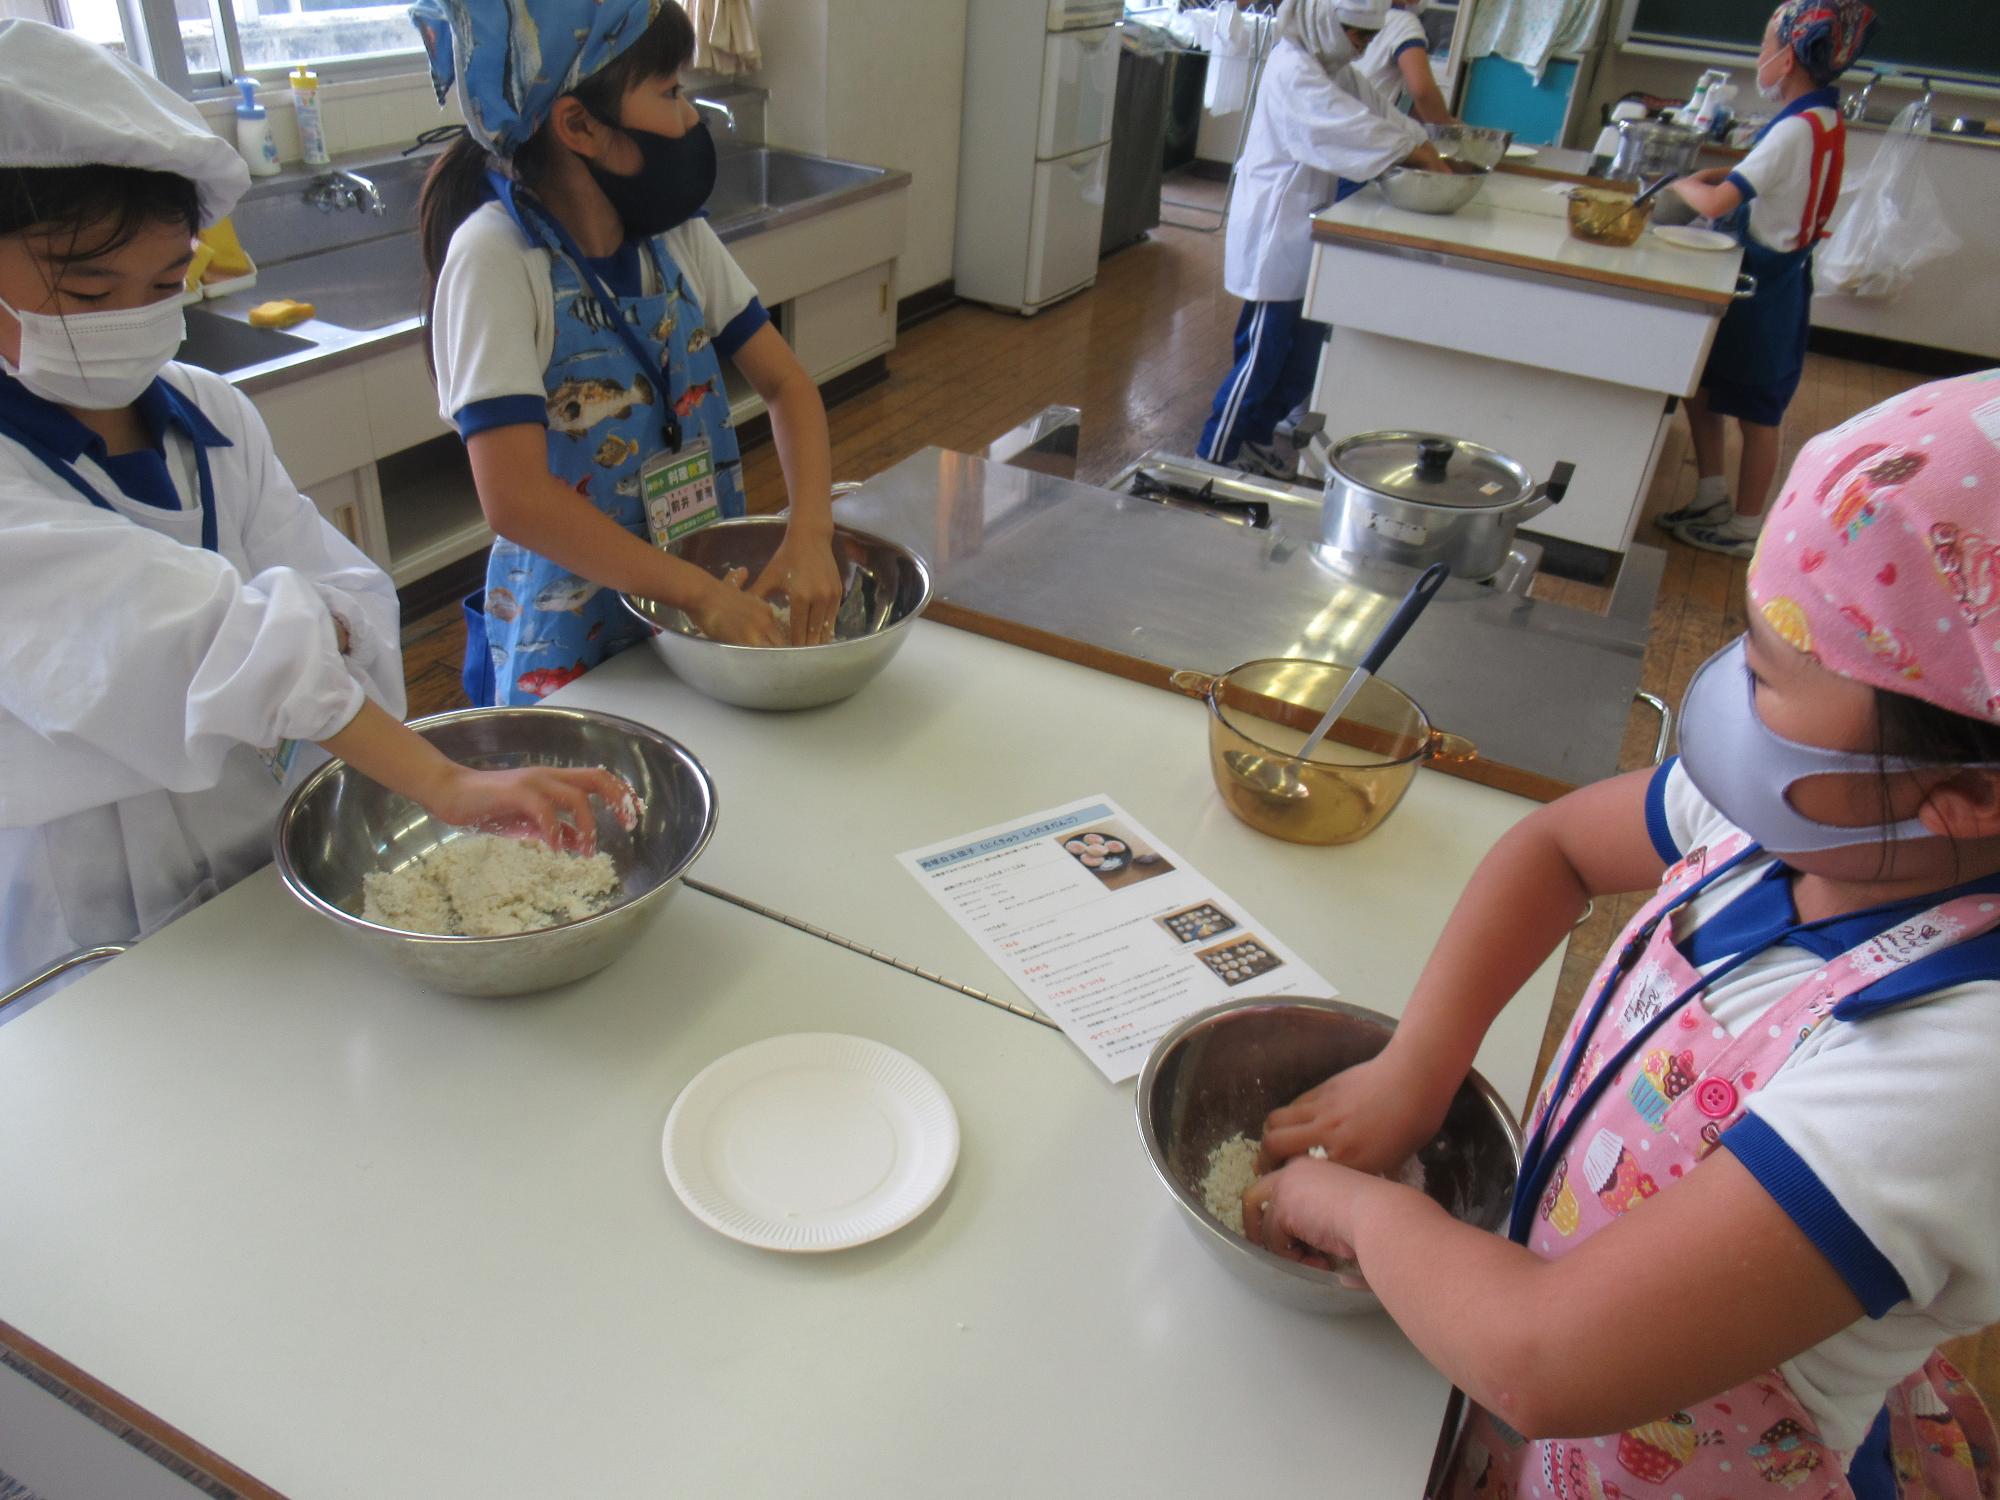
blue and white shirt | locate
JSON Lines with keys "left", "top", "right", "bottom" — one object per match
{"left": 432, "top": 202, "right": 769, "bottom": 437}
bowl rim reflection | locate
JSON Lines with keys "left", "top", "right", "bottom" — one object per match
{"left": 618, "top": 516, "right": 934, "bottom": 655}
{"left": 1203, "top": 657, "right": 1435, "bottom": 774}
{"left": 1135, "top": 995, "right": 1523, "bottom": 1294}
{"left": 273, "top": 704, "right": 718, "bottom": 945}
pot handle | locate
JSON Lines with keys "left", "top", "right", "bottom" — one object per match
{"left": 1635, "top": 689, "right": 1673, "bottom": 767}
{"left": 1424, "top": 730, "right": 1478, "bottom": 765}
{"left": 1733, "top": 271, "right": 1759, "bottom": 300}
{"left": 0, "top": 945, "right": 126, "bottom": 1021}
{"left": 1514, "top": 460, "right": 1575, "bottom": 523}
{"left": 830, "top": 481, "right": 867, "bottom": 502}
{"left": 1167, "top": 668, "right": 1215, "bottom": 700}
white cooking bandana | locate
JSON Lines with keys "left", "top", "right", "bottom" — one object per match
{"left": 0, "top": 18, "right": 250, "bottom": 227}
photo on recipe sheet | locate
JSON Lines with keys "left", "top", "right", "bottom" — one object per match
{"left": 1054, "top": 823, "right": 1173, "bottom": 888}
{"left": 899, "top": 795, "right": 1334, "bottom": 1083}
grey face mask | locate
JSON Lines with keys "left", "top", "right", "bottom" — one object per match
{"left": 1677, "top": 637, "right": 1943, "bottom": 855}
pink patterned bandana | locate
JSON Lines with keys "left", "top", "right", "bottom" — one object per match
{"left": 1747, "top": 369, "right": 2000, "bottom": 723}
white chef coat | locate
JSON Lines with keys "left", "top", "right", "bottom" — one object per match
{"left": 1223, "top": 36, "right": 1428, "bottom": 302}
{"left": 0, "top": 361, "right": 404, "bottom": 1004}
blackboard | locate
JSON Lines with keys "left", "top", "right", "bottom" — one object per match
{"left": 1627, "top": 0, "right": 2000, "bottom": 87}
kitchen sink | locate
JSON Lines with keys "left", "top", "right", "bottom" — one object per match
{"left": 244, "top": 233, "right": 428, "bottom": 332}
{"left": 177, "top": 307, "right": 316, "bottom": 375}
{"left": 179, "top": 141, "right": 904, "bottom": 378}
{"left": 708, "top": 146, "right": 901, "bottom": 236}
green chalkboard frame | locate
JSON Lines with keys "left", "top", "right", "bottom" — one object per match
{"left": 1616, "top": 0, "right": 2000, "bottom": 90}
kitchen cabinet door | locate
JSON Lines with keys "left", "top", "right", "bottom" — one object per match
{"left": 1025, "top": 145, "right": 1110, "bottom": 310}
{"left": 1036, "top": 25, "right": 1120, "bottom": 159}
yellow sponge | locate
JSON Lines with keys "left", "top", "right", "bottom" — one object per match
{"left": 184, "top": 241, "right": 215, "bottom": 296}
{"left": 248, "top": 299, "right": 315, "bottom": 329}
{"left": 198, "top": 218, "right": 254, "bottom": 278}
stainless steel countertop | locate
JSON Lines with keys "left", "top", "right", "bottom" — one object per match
{"left": 837, "top": 448, "right": 1664, "bottom": 790}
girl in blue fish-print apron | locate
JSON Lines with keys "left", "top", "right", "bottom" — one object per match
{"left": 413, "top": 0, "right": 843, "bottom": 706}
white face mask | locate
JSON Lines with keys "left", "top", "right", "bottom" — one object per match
{"left": 0, "top": 291, "right": 185, "bottom": 410}
{"left": 1755, "top": 48, "right": 1788, "bottom": 103}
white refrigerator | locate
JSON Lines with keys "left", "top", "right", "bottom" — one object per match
{"left": 955, "top": 0, "right": 1124, "bottom": 314}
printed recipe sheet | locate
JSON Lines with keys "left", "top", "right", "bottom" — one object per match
{"left": 899, "top": 795, "right": 1334, "bottom": 1082}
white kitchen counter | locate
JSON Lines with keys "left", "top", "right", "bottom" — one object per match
{"left": 1305, "top": 168, "right": 1745, "bottom": 562}
{"left": 1318, "top": 169, "right": 1743, "bottom": 309}
{"left": 0, "top": 624, "right": 1562, "bottom": 1498}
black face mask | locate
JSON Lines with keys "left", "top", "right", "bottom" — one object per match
{"left": 584, "top": 119, "right": 717, "bottom": 239}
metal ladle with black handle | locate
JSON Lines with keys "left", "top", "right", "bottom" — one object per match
{"left": 1226, "top": 562, "right": 1452, "bottom": 801}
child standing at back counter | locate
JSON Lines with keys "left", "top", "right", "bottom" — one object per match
{"left": 1659, "top": 0, "right": 1877, "bottom": 560}
{"left": 414, "top": 0, "right": 843, "bottom": 706}
{"left": 1247, "top": 371, "right": 2000, "bottom": 1499}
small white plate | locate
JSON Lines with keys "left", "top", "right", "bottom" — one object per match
{"left": 1652, "top": 225, "right": 1736, "bottom": 252}
{"left": 663, "top": 1033, "right": 959, "bottom": 1252}
{"left": 1504, "top": 143, "right": 1538, "bottom": 159}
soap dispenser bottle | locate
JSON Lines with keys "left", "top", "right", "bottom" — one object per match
{"left": 290, "top": 66, "right": 329, "bottom": 166}
{"left": 235, "top": 77, "right": 280, "bottom": 177}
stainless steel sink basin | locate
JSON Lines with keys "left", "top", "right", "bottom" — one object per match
{"left": 177, "top": 307, "right": 316, "bottom": 375}
{"left": 243, "top": 233, "right": 427, "bottom": 332}
{"left": 180, "top": 142, "right": 905, "bottom": 380}
{"left": 707, "top": 146, "right": 901, "bottom": 239}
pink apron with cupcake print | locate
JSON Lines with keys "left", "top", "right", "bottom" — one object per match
{"left": 1446, "top": 832, "right": 2000, "bottom": 1500}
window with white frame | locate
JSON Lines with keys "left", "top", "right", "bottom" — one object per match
{"left": 12, "top": 0, "right": 422, "bottom": 93}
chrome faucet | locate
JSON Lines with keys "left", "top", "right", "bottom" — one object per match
{"left": 693, "top": 96, "right": 737, "bottom": 136}
{"left": 304, "top": 169, "right": 385, "bottom": 215}
{"left": 1843, "top": 70, "right": 1878, "bottom": 122}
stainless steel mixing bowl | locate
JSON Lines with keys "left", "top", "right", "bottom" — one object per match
{"left": 1377, "top": 165, "right": 1487, "bottom": 215}
{"left": 1425, "top": 122, "right": 1514, "bottom": 171}
{"left": 622, "top": 518, "right": 933, "bottom": 710}
{"left": 1136, "top": 997, "right": 1523, "bottom": 1316}
{"left": 274, "top": 707, "right": 718, "bottom": 996}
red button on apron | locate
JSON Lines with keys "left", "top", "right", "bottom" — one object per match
{"left": 1696, "top": 1078, "right": 1738, "bottom": 1118}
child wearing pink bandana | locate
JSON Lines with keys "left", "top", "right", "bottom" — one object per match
{"left": 1658, "top": 0, "right": 1878, "bottom": 559}
{"left": 1247, "top": 371, "right": 2000, "bottom": 1499}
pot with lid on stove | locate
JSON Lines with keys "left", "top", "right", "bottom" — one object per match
{"left": 1322, "top": 431, "right": 1574, "bottom": 582}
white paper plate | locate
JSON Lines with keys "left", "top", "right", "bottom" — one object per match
{"left": 662, "top": 1033, "right": 959, "bottom": 1252}
{"left": 1652, "top": 225, "right": 1736, "bottom": 252}
{"left": 1504, "top": 143, "right": 1538, "bottom": 159}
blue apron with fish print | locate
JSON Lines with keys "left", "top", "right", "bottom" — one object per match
{"left": 462, "top": 178, "right": 746, "bottom": 707}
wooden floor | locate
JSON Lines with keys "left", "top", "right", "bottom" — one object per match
{"left": 398, "top": 171, "right": 1996, "bottom": 1411}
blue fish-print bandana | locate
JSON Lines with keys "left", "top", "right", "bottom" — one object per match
{"left": 410, "top": 0, "right": 660, "bottom": 156}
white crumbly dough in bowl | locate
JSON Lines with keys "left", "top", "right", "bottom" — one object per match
{"left": 1198, "top": 1133, "right": 1426, "bottom": 1237}
{"left": 361, "top": 834, "right": 622, "bottom": 936}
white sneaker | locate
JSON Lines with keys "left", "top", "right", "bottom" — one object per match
{"left": 1671, "top": 513, "right": 1761, "bottom": 559}
{"left": 1657, "top": 496, "right": 1730, "bottom": 531}
{"left": 1234, "top": 439, "right": 1298, "bottom": 483}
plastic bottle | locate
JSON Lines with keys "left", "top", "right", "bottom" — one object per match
{"left": 235, "top": 78, "right": 280, "bottom": 177}
{"left": 290, "top": 66, "right": 329, "bottom": 167}
{"left": 1694, "top": 74, "right": 1735, "bottom": 135}
{"left": 1701, "top": 81, "right": 1739, "bottom": 139}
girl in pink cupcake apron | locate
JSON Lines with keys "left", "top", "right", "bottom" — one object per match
{"left": 1444, "top": 828, "right": 1999, "bottom": 1500}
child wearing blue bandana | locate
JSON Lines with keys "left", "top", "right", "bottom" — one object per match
{"left": 412, "top": 0, "right": 843, "bottom": 705}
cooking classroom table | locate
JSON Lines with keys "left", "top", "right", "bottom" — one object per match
{"left": 0, "top": 622, "right": 1563, "bottom": 1499}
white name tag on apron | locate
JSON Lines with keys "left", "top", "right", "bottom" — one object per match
{"left": 642, "top": 439, "right": 720, "bottom": 548}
